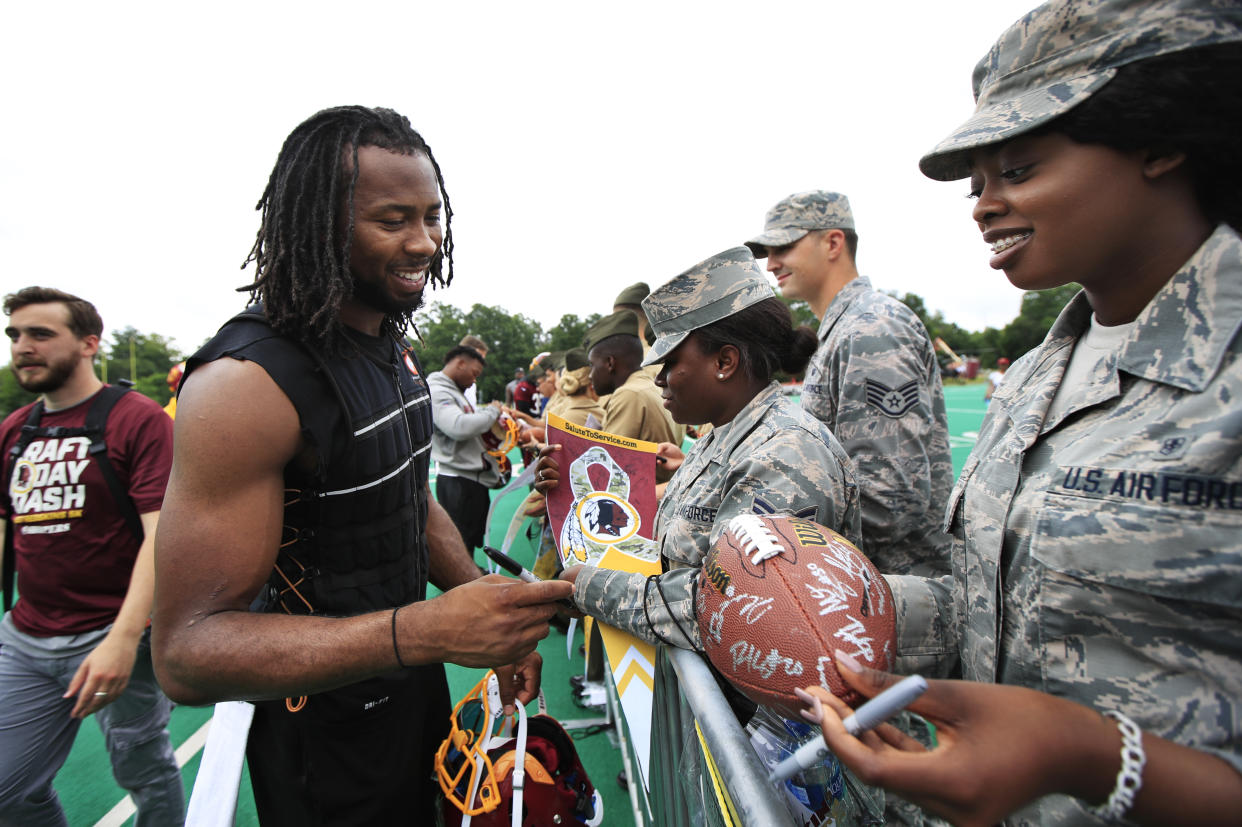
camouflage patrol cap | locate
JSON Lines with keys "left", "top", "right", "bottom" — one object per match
{"left": 583, "top": 310, "right": 641, "bottom": 353}
{"left": 920, "top": 0, "right": 1242, "bottom": 181}
{"left": 745, "top": 191, "right": 854, "bottom": 257}
{"left": 641, "top": 247, "right": 775, "bottom": 367}
{"left": 613, "top": 282, "right": 651, "bottom": 308}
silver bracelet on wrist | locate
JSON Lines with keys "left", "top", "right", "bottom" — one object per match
{"left": 1089, "top": 710, "right": 1146, "bottom": 822}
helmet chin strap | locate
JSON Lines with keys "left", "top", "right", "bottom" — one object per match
{"left": 462, "top": 672, "right": 529, "bottom": 827}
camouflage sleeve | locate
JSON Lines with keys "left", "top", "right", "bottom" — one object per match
{"left": 830, "top": 310, "right": 947, "bottom": 559}
{"left": 885, "top": 572, "right": 960, "bottom": 679}
{"left": 573, "top": 564, "right": 699, "bottom": 649}
{"left": 713, "top": 430, "right": 863, "bottom": 549}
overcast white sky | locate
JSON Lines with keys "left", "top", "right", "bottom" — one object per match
{"left": 3, "top": 0, "right": 1040, "bottom": 356}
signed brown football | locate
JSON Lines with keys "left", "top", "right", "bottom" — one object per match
{"left": 697, "top": 514, "right": 895, "bottom": 717}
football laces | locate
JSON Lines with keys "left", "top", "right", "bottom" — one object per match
{"left": 728, "top": 515, "right": 784, "bottom": 565}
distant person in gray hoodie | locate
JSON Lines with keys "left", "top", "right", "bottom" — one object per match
{"left": 428, "top": 345, "right": 505, "bottom": 556}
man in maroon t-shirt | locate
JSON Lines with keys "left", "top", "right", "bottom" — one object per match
{"left": 512, "top": 371, "right": 537, "bottom": 416}
{"left": 0, "top": 287, "right": 184, "bottom": 825}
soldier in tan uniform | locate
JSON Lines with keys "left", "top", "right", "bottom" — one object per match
{"left": 797, "top": 2, "right": 1242, "bottom": 824}
{"left": 583, "top": 310, "right": 680, "bottom": 483}
{"left": 553, "top": 348, "right": 605, "bottom": 428}
{"left": 612, "top": 281, "right": 652, "bottom": 346}
{"left": 614, "top": 281, "right": 664, "bottom": 380}
{"left": 538, "top": 248, "right": 866, "bottom": 823}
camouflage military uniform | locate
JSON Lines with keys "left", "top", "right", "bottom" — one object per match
{"left": 574, "top": 381, "right": 861, "bottom": 646}
{"left": 746, "top": 191, "right": 953, "bottom": 579}
{"left": 577, "top": 381, "right": 870, "bottom": 825}
{"left": 577, "top": 248, "right": 883, "bottom": 824}
{"left": 889, "top": 225, "right": 1242, "bottom": 825}
{"left": 801, "top": 278, "right": 953, "bottom": 577}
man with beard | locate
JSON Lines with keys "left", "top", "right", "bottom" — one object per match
{"left": 151, "top": 106, "right": 571, "bottom": 824}
{"left": 1, "top": 287, "right": 184, "bottom": 826}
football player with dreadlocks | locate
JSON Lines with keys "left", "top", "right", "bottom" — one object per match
{"left": 151, "top": 106, "right": 571, "bottom": 824}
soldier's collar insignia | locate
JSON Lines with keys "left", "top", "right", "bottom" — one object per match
{"left": 1155, "top": 436, "right": 1190, "bottom": 460}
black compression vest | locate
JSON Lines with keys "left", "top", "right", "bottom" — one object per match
{"left": 188, "top": 308, "right": 432, "bottom": 617}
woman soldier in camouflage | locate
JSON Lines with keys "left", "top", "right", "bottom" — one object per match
{"left": 535, "top": 247, "right": 865, "bottom": 823}
{"left": 797, "top": 1, "right": 1242, "bottom": 825}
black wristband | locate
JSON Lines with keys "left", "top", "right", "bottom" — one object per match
{"left": 391, "top": 606, "right": 408, "bottom": 669}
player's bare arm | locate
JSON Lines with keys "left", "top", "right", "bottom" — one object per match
{"left": 153, "top": 358, "right": 571, "bottom": 705}
{"left": 153, "top": 357, "right": 394, "bottom": 704}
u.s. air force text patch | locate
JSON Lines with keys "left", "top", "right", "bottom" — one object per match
{"left": 1060, "top": 465, "right": 1242, "bottom": 510}
{"left": 864, "top": 378, "right": 919, "bottom": 417}
{"left": 678, "top": 504, "right": 717, "bottom": 524}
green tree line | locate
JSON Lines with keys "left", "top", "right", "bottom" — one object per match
{"left": 409, "top": 304, "right": 601, "bottom": 404}
{"left": 886, "top": 283, "right": 1081, "bottom": 368}
{"left": 2, "top": 287, "right": 1080, "bottom": 419}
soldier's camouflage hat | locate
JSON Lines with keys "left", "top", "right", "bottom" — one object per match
{"left": 613, "top": 282, "right": 651, "bottom": 308}
{"left": 745, "top": 191, "right": 854, "bottom": 257}
{"left": 920, "top": 0, "right": 1242, "bottom": 181}
{"left": 641, "top": 247, "right": 775, "bottom": 367}
{"left": 583, "top": 310, "right": 641, "bottom": 354}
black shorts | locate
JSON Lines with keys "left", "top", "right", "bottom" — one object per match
{"left": 435, "top": 475, "right": 491, "bottom": 551}
{"left": 246, "top": 665, "right": 450, "bottom": 826}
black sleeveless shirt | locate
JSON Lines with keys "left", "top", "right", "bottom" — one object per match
{"left": 187, "top": 307, "right": 433, "bottom": 617}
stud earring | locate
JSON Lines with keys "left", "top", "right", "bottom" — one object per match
{"left": 717, "top": 373, "right": 725, "bottom": 380}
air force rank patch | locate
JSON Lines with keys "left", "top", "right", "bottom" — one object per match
{"left": 864, "top": 378, "right": 919, "bottom": 417}
{"left": 753, "top": 497, "right": 818, "bottom": 520}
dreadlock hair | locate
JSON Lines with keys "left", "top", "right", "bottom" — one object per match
{"left": 240, "top": 105, "right": 455, "bottom": 350}
{"left": 692, "top": 297, "right": 818, "bottom": 384}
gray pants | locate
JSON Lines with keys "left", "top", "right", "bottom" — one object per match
{"left": 0, "top": 616, "right": 185, "bottom": 827}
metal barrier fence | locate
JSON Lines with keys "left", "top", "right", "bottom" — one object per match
{"left": 595, "top": 646, "right": 795, "bottom": 826}
{"left": 666, "top": 647, "right": 796, "bottom": 826}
